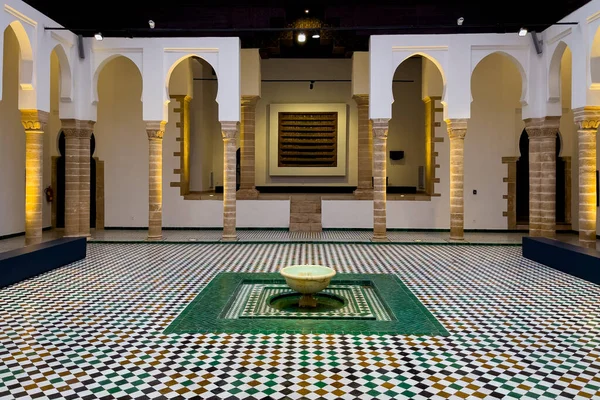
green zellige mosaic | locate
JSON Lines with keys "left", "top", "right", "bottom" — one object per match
{"left": 163, "top": 272, "right": 449, "bottom": 335}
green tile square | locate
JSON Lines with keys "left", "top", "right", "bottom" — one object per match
{"left": 163, "top": 272, "right": 449, "bottom": 336}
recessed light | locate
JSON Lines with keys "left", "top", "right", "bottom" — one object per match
{"left": 518, "top": 27, "right": 528, "bottom": 37}
{"left": 94, "top": 32, "right": 103, "bottom": 41}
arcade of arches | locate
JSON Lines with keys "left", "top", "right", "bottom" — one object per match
{"left": 2, "top": 26, "right": 600, "bottom": 249}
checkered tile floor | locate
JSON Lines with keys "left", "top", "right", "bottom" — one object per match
{"left": 1, "top": 229, "right": 594, "bottom": 252}
{"left": 1, "top": 243, "right": 599, "bottom": 399}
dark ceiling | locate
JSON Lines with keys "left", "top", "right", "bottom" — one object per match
{"left": 24, "top": 0, "right": 590, "bottom": 58}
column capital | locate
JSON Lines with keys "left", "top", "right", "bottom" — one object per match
{"left": 352, "top": 94, "right": 369, "bottom": 106}
{"left": 221, "top": 121, "right": 239, "bottom": 140}
{"left": 371, "top": 118, "right": 389, "bottom": 139}
{"left": 446, "top": 118, "right": 468, "bottom": 140}
{"left": 21, "top": 109, "right": 49, "bottom": 131}
{"left": 573, "top": 106, "right": 600, "bottom": 130}
{"left": 524, "top": 116, "right": 560, "bottom": 139}
{"left": 146, "top": 120, "right": 166, "bottom": 140}
{"left": 61, "top": 119, "right": 95, "bottom": 138}
{"left": 241, "top": 95, "right": 260, "bottom": 107}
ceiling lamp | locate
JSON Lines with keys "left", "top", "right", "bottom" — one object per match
{"left": 305, "top": 9, "right": 309, "bottom": 14}
{"left": 518, "top": 27, "right": 528, "bottom": 37}
{"left": 312, "top": 33, "right": 320, "bottom": 38}
{"left": 94, "top": 32, "right": 103, "bottom": 40}
{"left": 297, "top": 32, "right": 306, "bottom": 43}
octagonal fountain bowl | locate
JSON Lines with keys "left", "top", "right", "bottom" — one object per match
{"left": 279, "top": 265, "right": 336, "bottom": 308}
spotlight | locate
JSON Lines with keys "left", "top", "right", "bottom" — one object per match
{"left": 457, "top": 17, "right": 464, "bottom": 26}
{"left": 148, "top": 20, "right": 155, "bottom": 29}
{"left": 312, "top": 33, "right": 320, "bottom": 39}
{"left": 309, "top": 80, "right": 314, "bottom": 90}
{"left": 297, "top": 32, "right": 306, "bottom": 43}
{"left": 518, "top": 27, "right": 528, "bottom": 37}
{"left": 94, "top": 32, "right": 103, "bottom": 41}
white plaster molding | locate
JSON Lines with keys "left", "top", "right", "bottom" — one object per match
{"left": 50, "top": 32, "right": 73, "bottom": 49}
{"left": 391, "top": 45, "right": 448, "bottom": 52}
{"left": 164, "top": 47, "right": 219, "bottom": 53}
{"left": 93, "top": 47, "right": 143, "bottom": 54}
{"left": 586, "top": 10, "right": 600, "bottom": 23}
{"left": 547, "top": 28, "right": 572, "bottom": 45}
{"left": 4, "top": 4, "right": 36, "bottom": 27}
{"left": 471, "top": 44, "right": 528, "bottom": 51}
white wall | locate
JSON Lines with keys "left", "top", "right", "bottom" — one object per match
{"left": 45, "top": 50, "right": 61, "bottom": 228}
{"left": 94, "top": 57, "right": 148, "bottom": 227}
{"left": 323, "top": 55, "right": 449, "bottom": 229}
{"left": 91, "top": 54, "right": 289, "bottom": 228}
{"left": 557, "top": 48, "right": 579, "bottom": 231}
{"left": 0, "top": 25, "right": 63, "bottom": 237}
{"left": 256, "top": 59, "right": 358, "bottom": 186}
{"left": 0, "top": 27, "right": 25, "bottom": 236}
{"left": 389, "top": 57, "right": 424, "bottom": 187}
{"left": 465, "top": 53, "right": 524, "bottom": 229}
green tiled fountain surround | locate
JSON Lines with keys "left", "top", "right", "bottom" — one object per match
{"left": 164, "top": 273, "right": 449, "bottom": 336}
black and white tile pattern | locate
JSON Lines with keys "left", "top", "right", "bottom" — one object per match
{"left": 0, "top": 243, "right": 598, "bottom": 399}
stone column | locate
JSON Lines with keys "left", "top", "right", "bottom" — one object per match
{"left": 446, "top": 119, "right": 467, "bottom": 240}
{"left": 61, "top": 120, "right": 81, "bottom": 237}
{"left": 237, "top": 96, "right": 260, "bottom": 199}
{"left": 21, "top": 110, "right": 49, "bottom": 245}
{"left": 371, "top": 119, "right": 389, "bottom": 241}
{"left": 353, "top": 95, "right": 373, "bottom": 199}
{"left": 525, "top": 121, "right": 542, "bottom": 237}
{"left": 221, "top": 121, "right": 239, "bottom": 241}
{"left": 525, "top": 117, "right": 560, "bottom": 238}
{"left": 146, "top": 121, "right": 166, "bottom": 240}
{"left": 573, "top": 107, "right": 600, "bottom": 248}
{"left": 78, "top": 122, "right": 94, "bottom": 238}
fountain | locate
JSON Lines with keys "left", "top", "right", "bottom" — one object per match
{"left": 279, "top": 265, "right": 336, "bottom": 307}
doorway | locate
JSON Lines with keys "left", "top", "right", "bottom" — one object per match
{"left": 56, "top": 131, "right": 97, "bottom": 228}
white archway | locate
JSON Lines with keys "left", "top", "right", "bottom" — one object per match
{"left": 50, "top": 44, "right": 73, "bottom": 102}
{"left": 92, "top": 54, "right": 143, "bottom": 104}
{"left": 471, "top": 51, "right": 528, "bottom": 107}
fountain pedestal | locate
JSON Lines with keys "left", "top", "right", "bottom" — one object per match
{"left": 299, "top": 294, "right": 318, "bottom": 308}
{"left": 280, "top": 265, "right": 336, "bottom": 308}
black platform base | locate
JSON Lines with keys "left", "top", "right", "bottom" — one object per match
{"left": 522, "top": 237, "right": 600, "bottom": 285}
{"left": 0, "top": 237, "right": 87, "bottom": 289}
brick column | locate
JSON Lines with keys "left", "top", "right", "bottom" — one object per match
{"left": 221, "top": 121, "right": 239, "bottom": 241}
{"left": 146, "top": 121, "right": 166, "bottom": 240}
{"left": 61, "top": 120, "right": 81, "bottom": 237}
{"left": 78, "top": 122, "right": 94, "bottom": 238}
{"left": 446, "top": 119, "right": 467, "bottom": 240}
{"left": 21, "top": 110, "right": 49, "bottom": 245}
{"left": 237, "top": 96, "right": 260, "bottom": 199}
{"left": 525, "top": 121, "right": 542, "bottom": 237}
{"left": 353, "top": 95, "right": 373, "bottom": 199}
{"left": 525, "top": 117, "right": 560, "bottom": 239}
{"left": 573, "top": 107, "right": 600, "bottom": 248}
{"left": 371, "top": 119, "right": 389, "bottom": 241}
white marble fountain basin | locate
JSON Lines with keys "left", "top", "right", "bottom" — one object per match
{"left": 280, "top": 265, "right": 336, "bottom": 294}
